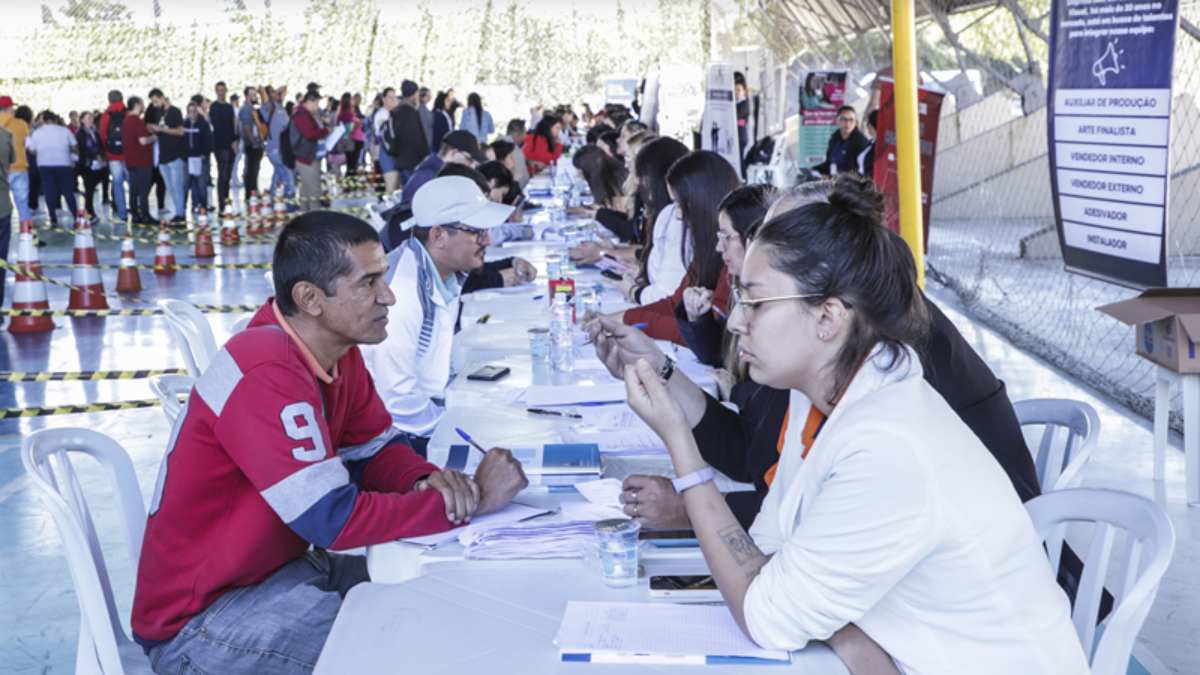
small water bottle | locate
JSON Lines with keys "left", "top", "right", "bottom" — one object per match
{"left": 550, "top": 293, "right": 575, "bottom": 373}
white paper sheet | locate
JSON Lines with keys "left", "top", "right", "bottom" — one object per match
{"left": 561, "top": 428, "right": 667, "bottom": 455}
{"left": 525, "top": 383, "right": 627, "bottom": 407}
{"left": 322, "top": 124, "right": 346, "bottom": 154}
{"left": 398, "top": 501, "right": 551, "bottom": 547}
{"left": 554, "top": 602, "right": 790, "bottom": 662}
{"left": 573, "top": 478, "right": 623, "bottom": 508}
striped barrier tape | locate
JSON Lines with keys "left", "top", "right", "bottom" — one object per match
{"left": 0, "top": 258, "right": 159, "bottom": 306}
{"left": 0, "top": 304, "right": 258, "bottom": 318}
{"left": 1, "top": 368, "right": 187, "bottom": 383}
{"left": 0, "top": 398, "right": 162, "bottom": 418}
{"left": 31, "top": 223, "right": 279, "bottom": 246}
{"left": 36, "top": 261, "right": 273, "bottom": 270}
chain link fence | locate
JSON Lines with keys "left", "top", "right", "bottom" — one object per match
{"left": 927, "top": 3, "right": 1200, "bottom": 430}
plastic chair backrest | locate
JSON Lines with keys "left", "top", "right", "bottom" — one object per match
{"left": 1014, "top": 398, "right": 1100, "bottom": 492}
{"left": 231, "top": 315, "right": 252, "bottom": 334}
{"left": 148, "top": 374, "right": 194, "bottom": 426}
{"left": 21, "top": 428, "right": 149, "bottom": 675}
{"left": 1025, "top": 488, "right": 1174, "bottom": 675}
{"left": 159, "top": 299, "right": 218, "bottom": 377}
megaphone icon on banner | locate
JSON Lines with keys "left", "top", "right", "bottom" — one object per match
{"left": 1092, "top": 40, "right": 1122, "bottom": 86}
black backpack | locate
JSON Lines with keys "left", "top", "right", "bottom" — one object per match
{"left": 106, "top": 109, "right": 125, "bottom": 154}
{"left": 280, "top": 119, "right": 296, "bottom": 170}
{"left": 381, "top": 114, "right": 400, "bottom": 157}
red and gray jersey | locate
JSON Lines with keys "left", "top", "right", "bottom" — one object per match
{"left": 132, "top": 301, "right": 454, "bottom": 646}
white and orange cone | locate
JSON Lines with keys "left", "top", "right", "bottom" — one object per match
{"left": 115, "top": 235, "right": 142, "bottom": 293}
{"left": 273, "top": 192, "right": 287, "bottom": 228}
{"left": 67, "top": 211, "right": 109, "bottom": 310}
{"left": 194, "top": 208, "right": 215, "bottom": 258}
{"left": 221, "top": 210, "right": 240, "bottom": 246}
{"left": 154, "top": 221, "right": 177, "bottom": 276}
{"left": 8, "top": 220, "right": 55, "bottom": 333}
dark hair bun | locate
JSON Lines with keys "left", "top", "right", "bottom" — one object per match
{"left": 826, "top": 174, "right": 884, "bottom": 226}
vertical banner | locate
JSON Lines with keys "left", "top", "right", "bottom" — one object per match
{"left": 702, "top": 63, "right": 741, "bottom": 171}
{"left": 1048, "top": 0, "right": 1179, "bottom": 289}
{"left": 641, "top": 73, "right": 661, "bottom": 132}
{"left": 798, "top": 70, "right": 848, "bottom": 166}
{"left": 873, "top": 79, "right": 944, "bottom": 249}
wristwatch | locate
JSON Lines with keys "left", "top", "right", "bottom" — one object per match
{"left": 672, "top": 466, "right": 716, "bottom": 493}
{"left": 658, "top": 355, "right": 676, "bottom": 382}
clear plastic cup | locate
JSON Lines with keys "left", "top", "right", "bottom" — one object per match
{"left": 528, "top": 327, "right": 551, "bottom": 361}
{"left": 578, "top": 288, "right": 601, "bottom": 318}
{"left": 594, "top": 518, "right": 641, "bottom": 587}
{"left": 546, "top": 253, "right": 564, "bottom": 280}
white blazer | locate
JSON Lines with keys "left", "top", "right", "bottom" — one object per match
{"left": 745, "top": 346, "right": 1088, "bottom": 675}
{"left": 639, "top": 203, "right": 690, "bottom": 305}
{"left": 360, "top": 243, "right": 458, "bottom": 437}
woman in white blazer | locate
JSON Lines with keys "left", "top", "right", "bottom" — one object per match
{"left": 613, "top": 176, "right": 1089, "bottom": 675}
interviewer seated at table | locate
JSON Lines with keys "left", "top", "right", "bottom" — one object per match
{"left": 132, "top": 211, "right": 527, "bottom": 674}
{"left": 589, "top": 180, "right": 1088, "bottom": 674}
{"left": 361, "top": 176, "right": 515, "bottom": 455}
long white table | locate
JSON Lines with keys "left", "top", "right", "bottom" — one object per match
{"left": 315, "top": 560, "right": 851, "bottom": 674}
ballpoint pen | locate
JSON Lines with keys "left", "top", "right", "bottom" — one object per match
{"left": 527, "top": 407, "right": 583, "bottom": 419}
{"left": 455, "top": 427, "right": 489, "bottom": 455}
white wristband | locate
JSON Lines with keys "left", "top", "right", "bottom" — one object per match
{"left": 672, "top": 466, "right": 716, "bottom": 493}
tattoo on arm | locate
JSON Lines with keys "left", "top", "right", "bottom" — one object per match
{"left": 719, "top": 524, "right": 768, "bottom": 578}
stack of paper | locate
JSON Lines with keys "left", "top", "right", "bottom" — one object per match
{"left": 462, "top": 520, "right": 597, "bottom": 560}
{"left": 398, "top": 502, "right": 555, "bottom": 547}
{"left": 561, "top": 428, "right": 667, "bottom": 456}
{"left": 555, "top": 602, "right": 791, "bottom": 664}
{"left": 525, "top": 383, "right": 626, "bottom": 407}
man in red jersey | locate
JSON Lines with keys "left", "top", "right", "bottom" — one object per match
{"left": 132, "top": 211, "right": 527, "bottom": 673}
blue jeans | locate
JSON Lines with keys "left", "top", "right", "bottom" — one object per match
{"left": 9, "top": 170, "right": 31, "bottom": 222}
{"left": 107, "top": 160, "right": 128, "bottom": 220}
{"left": 39, "top": 165, "right": 77, "bottom": 226}
{"left": 148, "top": 550, "right": 369, "bottom": 674}
{"left": 187, "top": 173, "right": 208, "bottom": 212}
{"left": 267, "top": 147, "right": 295, "bottom": 199}
{"left": 160, "top": 159, "right": 186, "bottom": 219}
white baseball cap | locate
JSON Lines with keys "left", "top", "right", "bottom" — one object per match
{"left": 407, "top": 176, "right": 514, "bottom": 231}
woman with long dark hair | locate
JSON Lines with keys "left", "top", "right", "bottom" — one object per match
{"left": 75, "top": 111, "right": 107, "bottom": 223}
{"left": 458, "top": 92, "right": 494, "bottom": 143}
{"left": 617, "top": 150, "right": 740, "bottom": 342}
{"left": 522, "top": 114, "right": 562, "bottom": 175}
{"left": 431, "top": 91, "right": 453, "bottom": 150}
{"left": 338, "top": 92, "right": 363, "bottom": 175}
{"left": 617, "top": 136, "right": 688, "bottom": 306}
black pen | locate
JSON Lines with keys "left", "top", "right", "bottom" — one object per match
{"left": 526, "top": 407, "right": 583, "bottom": 419}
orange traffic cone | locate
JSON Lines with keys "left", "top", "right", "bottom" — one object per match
{"left": 115, "top": 235, "right": 142, "bottom": 293}
{"left": 8, "top": 220, "right": 55, "bottom": 333}
{"left": 221, "top": 210, "right": 240, "bottom": 246}
{"left": 67, "top": 212, "right": 109, "bottom": 310}
{"left": 154, "top": 221, "right": 177, "bottom": 276}
{"left": 248, "top": 192, "right": 263, "bottom": 237}
{"left": 194, "top": 208, "right": 215, "bottom": 258}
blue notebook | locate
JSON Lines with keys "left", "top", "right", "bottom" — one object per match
{"left": 446, "top": 443, "right": 600, "bottom": 476}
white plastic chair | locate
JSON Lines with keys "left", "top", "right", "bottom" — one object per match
{"left": 1014, "top": 398, "right": 1100, "bottom": 492}
{"left": 1025, "top": 488, "right": 1174, "bottom": 675}
{"left": 21, "top": 429, "right": 152, "bottom": 675}
{"left": 231, "top": 315, "right": 252, "bottom": 334}
{"left": 148, "top": 374, "right": 194, "bottom": 426}
{"left": 159, "top": 299, "right": 218, "bottom": 377}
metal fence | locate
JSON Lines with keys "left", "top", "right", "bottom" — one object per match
{"left": 927, "top": 5, "right": 1200, "bottom": 430}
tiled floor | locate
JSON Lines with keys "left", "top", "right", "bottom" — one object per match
{"left": 0, "top": 228, "right": 1194, "bottom": 672}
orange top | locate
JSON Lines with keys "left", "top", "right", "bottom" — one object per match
{"left": 271, "top": 299, "right": 339, "bottom": 384}
{"left": 764, "top": 406, "right": 825, "bottom": 487}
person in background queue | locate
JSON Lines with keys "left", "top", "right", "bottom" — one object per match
{"left": 811, "top": 105, "right": 870, "bottom": 177}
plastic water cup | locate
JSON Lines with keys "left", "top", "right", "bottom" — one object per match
{"left": 528, "top": 327, "right": 551, "bottom": 361}
{"left": 578, "top": 288, "right": 601, "bottom": 318}
{"left": 546, "top": 253, "right": 564, "bottom": 280}
{"left": 594, "top": 518, "right": 641, "bottom": 587}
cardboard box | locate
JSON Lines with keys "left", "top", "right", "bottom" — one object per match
{"left": 1098, "top": 288, "right": 1200, "bottom": 374}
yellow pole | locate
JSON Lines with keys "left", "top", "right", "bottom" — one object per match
{"left": 891, "top": 0, "right": 925, "bottom": 288}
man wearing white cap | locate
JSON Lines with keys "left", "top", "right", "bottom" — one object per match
{"left": 361, "top": 176, "right": 514, "bottom": 454}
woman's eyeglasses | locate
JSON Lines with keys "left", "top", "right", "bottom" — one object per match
{"left": 730, "top": 287, "right": 820, "bottom": 318}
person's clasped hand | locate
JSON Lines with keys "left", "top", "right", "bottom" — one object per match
{"left": 682, "top": 287, "right": 714, "bottom": 322}
{"left": 569, "top": 240, "right": 605, "bottom": 265}
{"left": 501, "top": 258, "right": 537, "bottom": 286}
{"left": 583, "top": 314, "right": 665, "bottom": 380}
{"left": 619, "top": 474, "right": 690, "bottom": 529}
{"left": 414, "top": 469, "right": 479, "bottom": 524}
{"left": 473, "top": 448, "right": 530, "bottom": 515}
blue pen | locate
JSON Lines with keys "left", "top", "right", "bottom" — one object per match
{"left": 632, "top": 322, "right": 648, "bottom": 330}
{"left": 455, "top": 428, "right": 489, "bottom": 456}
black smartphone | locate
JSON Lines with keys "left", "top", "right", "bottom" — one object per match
{"left": 466, "top": 365, "right": 511, "bottom": 382}
{"left": 648, "top": 575, "right": 721, "bottom": 600}
{"left": 600, "top": 269, "right": 623, "bottom": 281}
